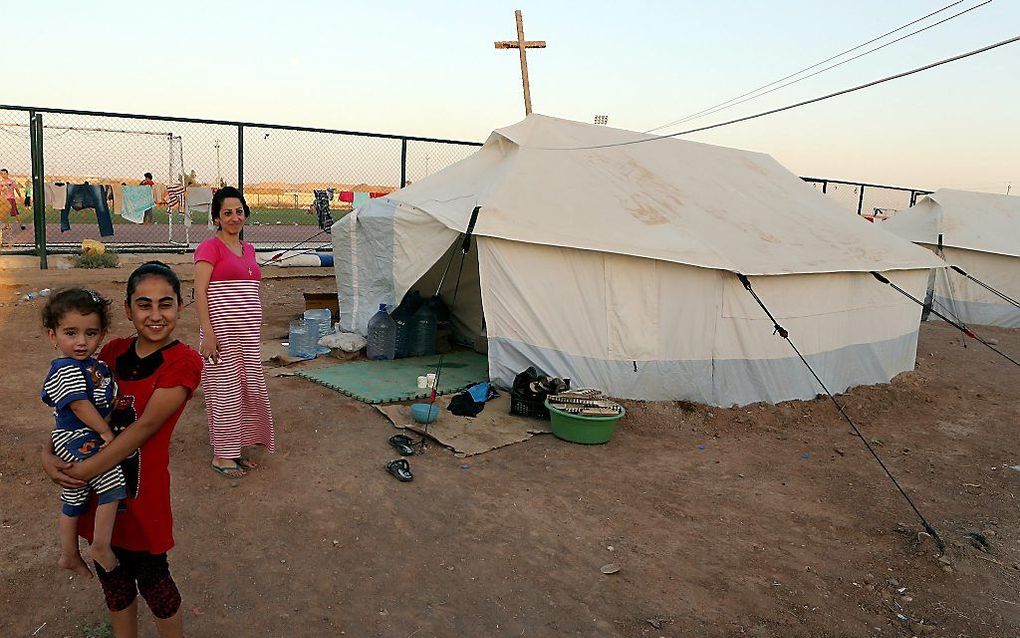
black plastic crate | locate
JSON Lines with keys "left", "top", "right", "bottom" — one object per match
{"left": 510, "top": 389, "right": 550, "bottom": 420}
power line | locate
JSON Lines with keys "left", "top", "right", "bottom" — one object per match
{"left": 645, "top": 0, "right": 972, "bottom": 133}
{"left": 647, "top": 0, "right": 991, "bottom": 133}
{"left": 532, "top": 35, "right": 1020, "bottom": 152}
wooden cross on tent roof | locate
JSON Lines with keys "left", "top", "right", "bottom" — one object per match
{"left": 494, "top": 9, "right": 547, "bottom": 116}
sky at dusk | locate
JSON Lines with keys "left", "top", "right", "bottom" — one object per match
{"left": 5, "top": 1, "right": 1018, "bottom": 193}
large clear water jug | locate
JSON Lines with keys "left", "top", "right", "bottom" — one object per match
{"left": 391, "top": 291, "right": 423, "bottom": 359}
{"left": 303, "top": 308, "right": 332, "bottom": 338}
{"left": 409, "top": 304, "right": 437, "bottom": 357}
{"left": 303, "top": 308, "right": 332, "bottom": 354}
{"left": 392, "top": 307, "right": 412, "bottom": 358}
{"left": 288, "top": 319, "right": 316, "bottom": 359}
{"left": 366, "top": 303, "right": 397, "bottom": 361}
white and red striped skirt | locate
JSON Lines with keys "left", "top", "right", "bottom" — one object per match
{"left": 201, "top": 279, "right": 275, "bottom": 458}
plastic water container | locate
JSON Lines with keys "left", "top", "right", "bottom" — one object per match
{"left": 366, "top": 304, "right": 397, "bottom": 361}
{"left": 288, "top": 319, "right": 316, "bottom": 359}
{"left": 409, "top": 304, "right": 437, "bottom": 357}
{"left": 303, "top": 308, "right": 332, "bottom": 354}
{"left": 391, "top": 291, "right": 423, "bottom": 359}
{"left": 391, "top": 306, "right": 412, "bottom": 358}
{"left": 303, "top": 308, "right": 332, "bottom": 338}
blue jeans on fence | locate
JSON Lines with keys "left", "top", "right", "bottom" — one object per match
{"left": 62, "top": 184, "right": 114, "bottom": 237}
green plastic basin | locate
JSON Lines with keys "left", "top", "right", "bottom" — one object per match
{"left": 544, "top": 399, "right": 625, "bottom": 445}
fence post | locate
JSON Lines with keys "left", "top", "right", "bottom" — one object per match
{"left": 857, "top": 185, "right": 865, "bottom": 215}
{"left": 237, "top": 125, "right": 244, "bottom": 192}
{"left": 400, "top": 138, "right": 408, "bottom": 188}
{"left": 29, "top": 111, "right": 47, "bottom": 269}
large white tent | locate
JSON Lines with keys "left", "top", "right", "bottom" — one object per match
{"left": 883, "top": 189, "right": 1020, "bottom": 328}
{"left": 332, "top": 115, "right": 943, "bottom": 406}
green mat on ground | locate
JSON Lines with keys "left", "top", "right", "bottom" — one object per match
{"left": 296, "top": 351, "right": 489, "bottom": 404}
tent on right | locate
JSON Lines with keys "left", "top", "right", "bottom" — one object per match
{"left": 883, "top": 189, "right": 1020, "bottom": 328}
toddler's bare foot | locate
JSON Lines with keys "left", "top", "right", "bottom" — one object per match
{"left": 58, "top": 553, "right": 93, "bottom": 579}
{"left": 89, "top": 545, "right": 119, "bottom": 573}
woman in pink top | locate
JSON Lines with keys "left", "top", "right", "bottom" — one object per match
{"left": 194, "top": 187, "right": 275, "bottom": 478}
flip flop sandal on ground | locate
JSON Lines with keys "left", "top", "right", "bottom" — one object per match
{"left": 386, "top": 458, "right": 414, "bottom": 482}
{"left": 389, "top": 434, "right": 415, "bottom": 456}
{"left": 211, "top": 461, "right": 246, "bottom": 478}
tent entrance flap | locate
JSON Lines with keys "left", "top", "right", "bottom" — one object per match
{"left": 406, "top": 237, "right": 484, "bottom": 346}
{"left": 334, "top": 197, "right": 464, "bottom": 336}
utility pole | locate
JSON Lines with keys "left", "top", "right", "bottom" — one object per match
{"left": 495, "top": 10, "right": 547, "bottom": 115}
{"left": 214, "top": 139, "right": 222, "bottom": 186}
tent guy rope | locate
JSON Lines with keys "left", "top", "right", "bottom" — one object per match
{"left": 737, "top": 273, "right": 946, "bottom": 553}
{"left": 414, "top": 205, "right": 482, "bottom": 450}
{"left": 871, "top": 271, "right": 1020, "bottom": 367}
{"left": 949, "top": 265, "right": 1020, "bottom": 310}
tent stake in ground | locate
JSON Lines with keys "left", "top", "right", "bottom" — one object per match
{"left": 738, "top": 273, "right": 946, "bottom": 554}
{"left": 494, "top": 10, "right": 547, "bottom": 115}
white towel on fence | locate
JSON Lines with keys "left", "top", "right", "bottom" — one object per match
{"left": 44, "top": 183, "right": 67, "bottom": 209}
{"left": 186, "top": 187, "right": 214, "bottom": 229}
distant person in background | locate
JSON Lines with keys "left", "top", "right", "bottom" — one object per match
{"left": 1, "top": 168, "right": 25, "bottom": 231}
{"left": 194, "top": 187, "right": 275, "bottom": 478}
{"left": 140, "top": 172, "right": 155, "bottom": 225}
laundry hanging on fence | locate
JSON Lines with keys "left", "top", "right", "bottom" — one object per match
{"left": 108, "top": 183, "right": 124, "bottom": 215}
{"left": 151, "top": 182, "right": 167, "bottom": 206}
{"left": 62, "top": 184, "right": 114, "bottom": 237}
{"left": 313, "top": 189, "right": 335, "bottom": 231}
{"left": 44, "top": 182, "right": 67, "bottom": 210}
{"left": 120, "top": 185, "right": 154, "bottom": 224}
{"left": 165, "top": 184, "right": 186, "bottom": 213}
{"left": 352, "top": 192, "right": 370, "bottom": 208}
{"left": 102, "top": 185, "right": 115, "bottom": 214}
{"left": 186, "top": 186, "right": 213, "bottom": 228}
{"left": 338, "top": 190, "right": 354, "bottom": 203}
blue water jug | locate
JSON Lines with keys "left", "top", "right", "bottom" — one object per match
{"left": 409, "top": 304, "right": 437, "bottom": 357}
{"left": 366, "top": 304, "right": 397, "bottom": 361}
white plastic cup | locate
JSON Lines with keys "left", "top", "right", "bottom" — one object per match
{"left": 417, "top": 375, "right": 428, "bottom": 389}
{"left": 426, "top": 373, "right": 437, "bottom": 388}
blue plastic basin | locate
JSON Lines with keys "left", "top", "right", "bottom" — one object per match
{"left": 410, "top": 403, "right": 441, "bottom": 424}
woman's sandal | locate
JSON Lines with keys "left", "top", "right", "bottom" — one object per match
{"left": 210, "top": 461, "right": 246, "bottom": 478}
{"left": 385, "top": 458, "right": 414, "bottom": 482}
{"left": 388, "top": 434, "right": 415, "bottom": 456}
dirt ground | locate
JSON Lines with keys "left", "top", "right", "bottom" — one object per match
{"left": 1, "top": 257, "right": 1018, "bottom": 637}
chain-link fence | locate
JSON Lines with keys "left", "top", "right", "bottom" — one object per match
{"left": 802, "top": 176, "right": 931, "bottom": 221}
{"left": 0, "top": 105, "right": 481, "bottom": 260}
{"left": 0, "top": 104, "right": 932, "bottom": 265}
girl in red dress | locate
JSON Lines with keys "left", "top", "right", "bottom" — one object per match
{"left": 42, "top": 261, "right": 203, "bottom": 638}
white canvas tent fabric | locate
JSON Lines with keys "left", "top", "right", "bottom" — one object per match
{"left": 333, "top": 115, "right": 943, "bottom": 406}
{"left": 883, "top": 189, "right": 1020, "bottom": 328}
